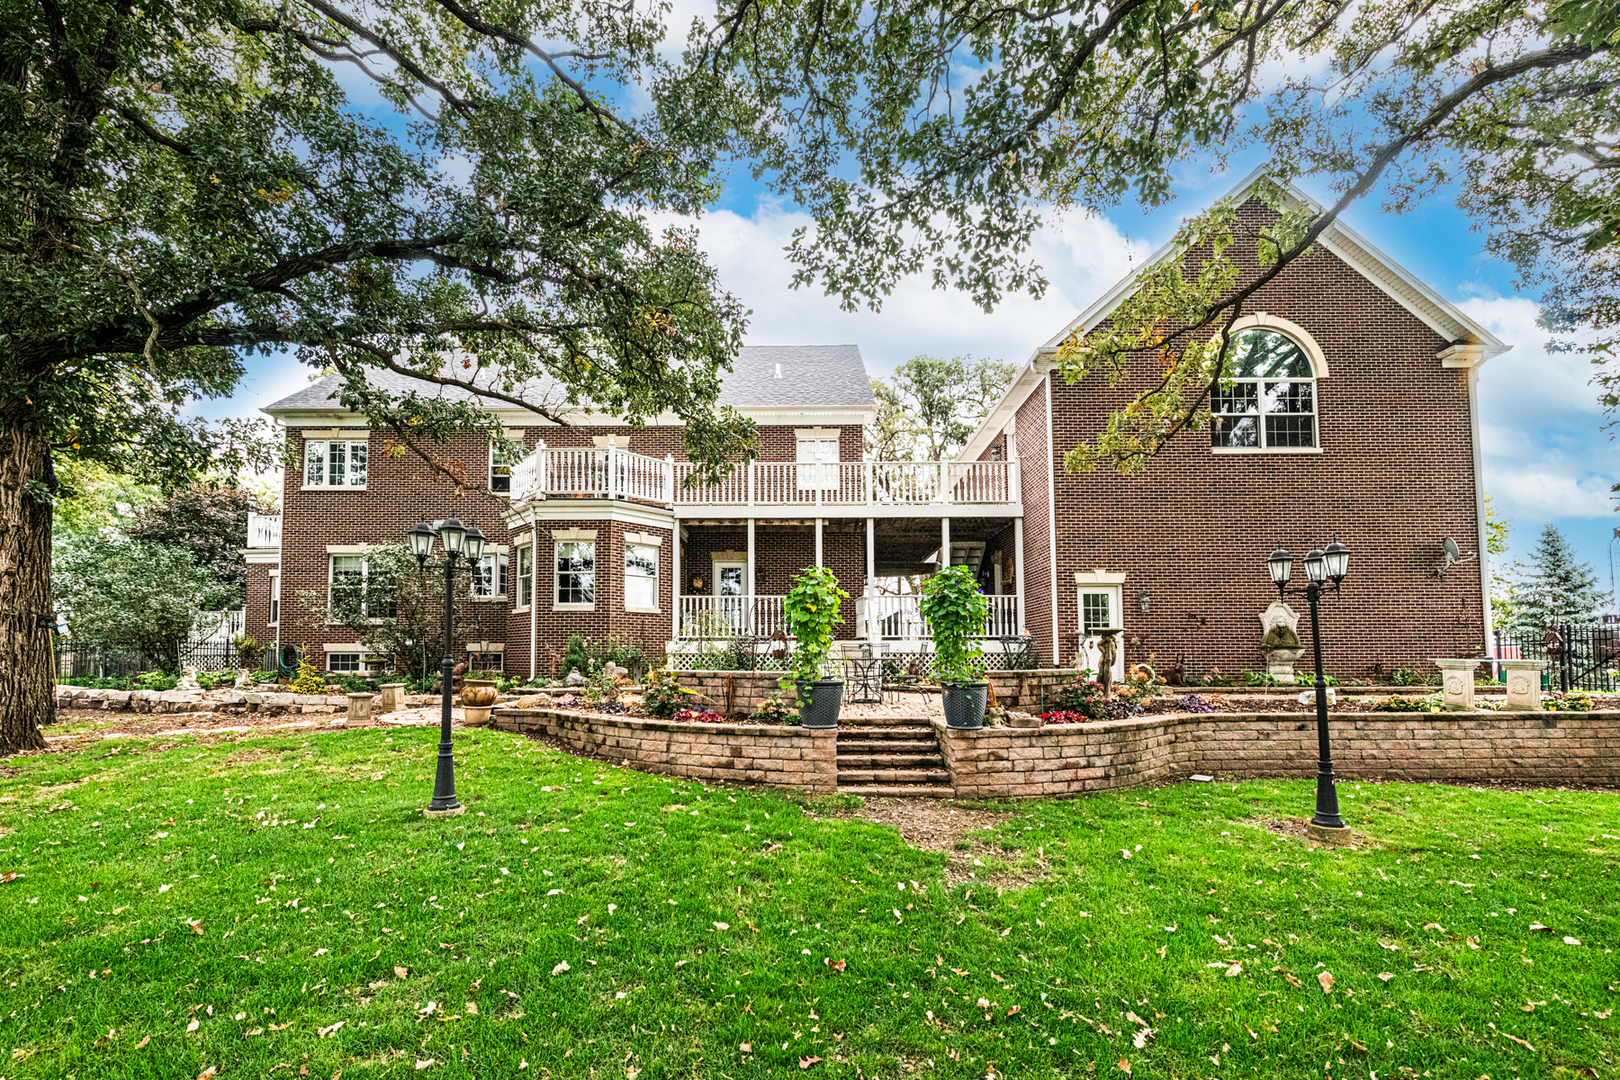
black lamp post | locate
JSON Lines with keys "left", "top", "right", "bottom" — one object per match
{"left": 409, "top": 516, "right": 486, "bottom": 818}
{"left": 1268, "top": 536, "right": 1351, "bottom": 832}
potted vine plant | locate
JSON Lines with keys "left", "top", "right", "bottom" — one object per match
{"left": 919, "top": 565, "right": 990, "bottom": 729}
{"left": 781, "top": 566, "right": 849, "bottom": 728}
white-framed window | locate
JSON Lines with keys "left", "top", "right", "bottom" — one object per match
{"left": 1210, "top": 328, "right": 1318, "bottom": 450}
{"left": 305, "top": 439, "right": 369, "bottom": 487}
{"left": 490, "top": 439, "right": 518, "bottom": 493}
{"left": 625, "top": 542, "right": 659, "bottom": 612}
{"left": 515, "top": 545, "right": 533, "bottom": 609}
{"left": 795, "top": 435, "right": 839, "bottom": 490}
{"left": 555, "top": 541, "right": 595, "bottom": 607}
{"left": 329, "top": 554, "right": 365, "bottom": 610}
{"left": 326, "top": 652, "right": 362, "bottom": 673}
{"left": 471, "top": 552, "right": 509, "bottom": 599}
{"left": 268, "top": 572, "right": 281, "bottom": 627}
{"left": 467, "top": 650, "right": 503, "bottom": 672}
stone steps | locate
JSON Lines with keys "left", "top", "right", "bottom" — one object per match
{"left": 835, "top": 752, "right": 943, "bottom": 769}
{"left": 836, "top": 784, "right": 955, "bottom": 799}
{"left": 836, "top": 725, "right": 934, "bottom": 740}
{"left": 837, "top": 767, "right": 952, "bottom": 785}
{"left": 836, "top": 737, "right": 939, "bottom": 754}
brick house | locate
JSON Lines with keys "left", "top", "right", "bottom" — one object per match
{"left": 243, "top": 175, "right": 1506, "bottom": 683}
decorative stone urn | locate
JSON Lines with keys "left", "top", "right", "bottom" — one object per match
{"left": 1258, "top": 601, "right": 1304, "bottom": 684}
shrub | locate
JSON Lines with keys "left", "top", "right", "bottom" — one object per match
{"left": 559, "top": 634, "right": 591, "bottom": 679}
{"left": 232, "top": 632, "right": 264, "bottom": 669}
{"left": 1243, "top": 669, "right": 1279, "bottom": 687}
{"left": 195, "top": 669, "right": 235, "bottom": 689}
{"left": 642, "top": 668, "right": 693, "bottom": 718}
{"left": 587, "top": 635, "right": 646, "bottom": 675}
{"left": 753, "top": 694, "right": 798, "bottom": 724}
{"left": 1048, "top": 675, "right": 1110, "bottom": 720}
{"left": 918, "top": 565, "right": 987, "bottom": 684}
{"left": 289, "top": 652, "right": 326, "bottom": 695}
{"left": 1039, "top": 710, "right": 1090, "bottom": 726}
{"left": 134, "top": 670, "right": 178, "bottom": 691}
{"left": 1116, "top": 662, "right": 1169, "bottom": 705}
{"left": 1545, "top": 690, "right": 1594, "bottom": 711}
{"left": 1390, "top": 667, "right": 1421, "bottom": 686}
{"left": 55, "top": 675, "right": 133, "bottom": 690}
{"left": 1373, "top": 693, "right": 1429, "bottom": 712}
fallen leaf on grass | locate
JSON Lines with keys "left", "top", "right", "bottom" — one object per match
{"left": 198, "top": 1068, "right": 216, "bottom": 1080}
{"left": 798, "top": 1056, "right": 822, "bottom": 1069}
{"left": 552, "top": 961, "right": 570, "bottom": 976}
{"left": 135, "top": 1036, "right": 150, "bottom": 1049}
{"left": 713, "top": 922, "right": 729, "bottom": 931}
{"left": 1118, "top": 1059, "right": 1132, "bottom": 1075}
{"left": 740, "top": 1044, "right": 751, "bottom": 1053}
{"left": 395, "top": 967, "right": 409, "bottom": 979}
{"left": 1500, "top": 1031, "right": 1535, "bottom": 1051}
{"left": 1378, "top": 972, "right": 1395, "bottom": 983}
{"left": 1224, "top": 962, "right": 1243, "bottom": 977}
{"left": 1317, "top": 971, "right": 1334, "bottom": 994}
{"left": 186, "top": 1019, "right": 200, "bottom": 1033}
{"left": 415, "top": 1060, "right": 434, "bottom": 1070}
{"left": 318, "top": 1021, "right": 345, "bottom": 1038}
{"left": 187, "top": 919, "right": 204, "bottom": 935}
{"left": 1564, "top": 936, "right": 1582, "bottom": 946}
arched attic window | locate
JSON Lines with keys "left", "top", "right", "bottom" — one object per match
{"left": 1209, "top": 327, "right": 1319, "bottom": 449}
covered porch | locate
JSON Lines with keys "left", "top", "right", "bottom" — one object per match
{"left": 670, "top": 515, "right": 1023, "bottom": 645}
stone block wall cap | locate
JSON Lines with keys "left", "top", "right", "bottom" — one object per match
{"left": 1498, "top": 658, "right": 1549, "bottom": 669}
{"left": 347, "top": 692, "right": 376, "bottom": 700}
{"left": 1430, "top": 658, "right": 1486, "bottom": 666}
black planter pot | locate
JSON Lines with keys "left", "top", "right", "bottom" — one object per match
{"left": 941, "top": 681, "right": 989, "bottom": 730}
{"left": 796, "top": 680, "right": 844, "bottom": 729}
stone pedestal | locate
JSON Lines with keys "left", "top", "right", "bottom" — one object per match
{"left": 1307, "top": 822, "right": 1354, "bottom": 847}
{"left": 346, "top": 692, "right": 375, "bottom": 726}
{"left": 1431, "top": 659, "right": 1482, "bottom": 711}
{"left": 1499, "top": 660, "right": 1548, "bottom": 710}
{"left": 1265, "top": 648, "right": 1303, "bottom": 684}
{"left": 377, "top": 683, "right": 405, "bottom": 712}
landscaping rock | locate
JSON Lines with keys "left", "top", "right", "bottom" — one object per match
{"left": 1007, "top": 710, "right": 1042, "bottom": 729}
{"left": 262, "top": 692, "right": 296, "bottom": 708}
{"left": 565, "top": 667, "right": 586, "bottom": 687}
{"left": 515, "top": 693, "right": 556, "bottom": 709}
{"left": 103, "top": 690, "right": 130, "bottom": 709}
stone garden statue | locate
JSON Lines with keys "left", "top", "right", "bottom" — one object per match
{"left": 565, "top": 666, "right": 586, "bottom": 687}
{"left": 1258, "top": 601, "right": 1304, "bottom": 684}
{"left": 177, "top": 665, "right": 201, "bottom": 691}
{"left": 1096, "top": 629, "right": 1122, "bottom": 698}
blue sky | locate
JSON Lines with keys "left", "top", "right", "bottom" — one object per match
{"left": 202, "top": 39, "right": 1620, "bottom": 606}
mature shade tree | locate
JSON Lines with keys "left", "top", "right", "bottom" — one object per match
{"left": 1513, "top": 523, "right": 1611, "bottom": 634}
{"left": 696, "top": 0, "right": 1618, "bottom": 472}
{"left": 866, "top": 357, "right": 1017, "bottom": 463}
{"left": 127, "top": 484, "right": 257, "bottom": 605}
{"left": 0, "top": 0, "right": 763, "bottom": 751}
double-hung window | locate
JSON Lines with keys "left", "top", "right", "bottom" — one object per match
{"left": 490, "top": 440, "right": 518, "bottom": 493}
{"left": 326, "top": 652, "right": 362, "bottom": 673}
{"left": 268, "top": 573, "right": 280, "bottom": 627}
{"left": 1210, "top": 329, "right": 1318, "bottom": 450}
{"left": 625, "top": 542, "right": 658, "bottom": 612}
{"left": 515, "top": 545, "right": 534, "bottom": 609}
{"left": 305, "top": 439, "right": 369, "bottom": 487}
{"left": 329, "top": 554, "right": 365, "bottom": 611}
{"left": 471, "top": 552, "right": 509, "bottom": 600}
{"left": 555, "top": 541, "right": 595, "bottom": 607}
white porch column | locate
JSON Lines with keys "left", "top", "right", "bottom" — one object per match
{"left": 814, "top": 517, "right": 823, "bottom": 568}
{"left": 746, "top": 518, "right": 756, "bottom": 635}
{"left": 671, "top": 522, "right": 682, "bottom": 642}
{"left": 1013, "top": 517, "right": 1026, "bottom": 635}
{"left": 529, "top": 518, "right": 539, "bottom": 679}
{"left": 940, "top": 517, "right": 951, "bottom": 568}
{"left": 865, "top": 517, "right": 876, "bottom": 641}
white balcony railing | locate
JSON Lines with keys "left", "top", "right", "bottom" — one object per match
{"left": 677, "top": 593, "right": 1018, "bottom": 640}
{"left": 246, "top": 512, "right": 282, "bottom": 549}
{"left": 510, "top": 447, "right": 669, "bottom": 503}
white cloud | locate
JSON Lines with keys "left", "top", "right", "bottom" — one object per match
{"left": 658, "top": 204, "right": 1142, "bottom": 376}
{"left": 1489, "top": 468, "right": 1616, "bottom": 519}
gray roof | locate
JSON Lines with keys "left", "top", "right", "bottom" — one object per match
{"left": 262, "top": 345, "right": 874, "bottom": 415}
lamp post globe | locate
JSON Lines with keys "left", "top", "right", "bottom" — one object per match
{"left": 1304, "top": 545, "right": 1327, "bottom": 585}
{"left": 1267, "top": 545, "right": 1293, "bottom": 591}
{"left": 463, "top": 521, "right": 486, "bottom": 563}
{"left": 438, "top": 518, "right": 467, "bottom": 557}
{"left": 408, "top": 520, "right": 436, "bottom": 565}
{"left": 1323, "top": 537, "right": 1350, "bottom": 584}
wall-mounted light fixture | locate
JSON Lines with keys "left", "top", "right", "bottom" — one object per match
{"left": 1138, "top": 588, "right": 1151, "bottom": 613}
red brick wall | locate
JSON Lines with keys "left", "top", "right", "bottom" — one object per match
{"left": 243, "top": 563, "right": 274, "bottom": 657}
{"left": 1017, "top": 199, "right": 1488, "bottom": 680}
{"left": 1014, "top": 383, "right": 1055, "bottom": 663}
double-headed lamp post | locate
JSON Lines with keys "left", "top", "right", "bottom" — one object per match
{"left": 409, "top": 516, "right": 486, "bottom": 818}
{"left": 1267, "top": 537, "right": 1351, "bottom": 832}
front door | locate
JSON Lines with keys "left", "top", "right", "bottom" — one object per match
{"left": 1077, "top": 585, "right": 1126, "bottom": 682}
{"left": 714, "top": 560, "right": 747, "bottom": 634}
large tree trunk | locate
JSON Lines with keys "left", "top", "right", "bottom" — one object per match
{"left": 0, "top": 412, "right": 54, "bottom": 754}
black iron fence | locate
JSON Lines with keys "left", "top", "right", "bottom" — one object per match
{"left": 1494, "top": 626, "right": 1620, "bottom": 692}
{"left": 55, "top": 637, "right": 238, "bottom": 680}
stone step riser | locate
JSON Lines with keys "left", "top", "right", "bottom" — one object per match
{"left": 836, "top": 754, "right": 945, "bottom": 769}
{"left": 836, "top": 726, "right": 935, "bottom": 739}
{"left": 836, "top": 784, "right": 955, "bottom": 798}
{"left": 835, "top": 739, "right": 939, "bottom": 753}
{"left": 836, "top": 769, "right": 952, "bottom": 785}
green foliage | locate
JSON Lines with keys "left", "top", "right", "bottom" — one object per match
{"left": 54, "top": 675, "right": 133, "bottom": 691}
{"left": 195, "top": 669, "right": 235, "bottom": 690}
{"left": 1513, "top": 524, "right": 1611, "bottom": 633}
{"left": 289, "top": 653, "right": 326, "bottom": 696}
{"left": 1546, "top": 690, "right": 1595, "bottom": 711}
{"left": 1048, "top": 676, "right": 1112, "bottom": 721}
{"left": 249, "top": 670, "right": 278, "bottom": 685}
{"left": 865, "top": 356, "right": 1017, "bottom": 461}
{"left": 919, "top": 566, "right": 988, "bottom": 684}
{"left": 53, "top": 535, "right": 234, "bottom": 672}
{"left": 1390, "top": 667, "right": 1422, "bottom": 687}
{"left": 325, "top": 674, "right": 375, "bottom": 694}
{"left": 1372, "top": 694, "right": 1434, "bottom": 712}
{"left": 752, "top": 694, "right": 799, "bottom": 725}
{"left": 586, "top": 636, "right": 648, "bottom": 675}
{"left": 133, "top": 671, "right": 178, "bottom": 692}
{"left": 560, "top": 636, "right": 592, "bottom": 680}
{"left": 1243, "top": 669, "right": 1281, "bottom": 687}
{"left": 126, "top": 484, "right": 257, "bottom": 606}
{"left": 233, "top": 633, "right": 264, "bottom": 670}
{"left": 642, "top": 668, "right": 694, "bottom": 719}
{"left": 780, "top": 567, "right": 849, "bottom": 691}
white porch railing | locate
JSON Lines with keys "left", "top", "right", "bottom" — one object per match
{"left": 858, "top": 594, "right": 1020, "bottom": 640}
{"left": 677, "top": 593, "right": 1019, "bottom": 640}
{"left": 510, "top": 447, "right": 671, "bottom": 503}
{"left": 246, "top": 512, "right": 282, "bottom": 549}
{"left": 509, "top": 445, "right": 1020, "bottom": 510}
{"left": 677, "top": 595, "right": 788, "bottom": 638}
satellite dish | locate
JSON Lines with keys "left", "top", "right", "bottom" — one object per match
{"left": 1442, "top": 537, "right": 1461, "bottom": 560}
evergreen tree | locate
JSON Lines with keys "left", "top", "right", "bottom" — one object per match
{"left": 1513, "top": 524, "right": 1611, "bottom": 634}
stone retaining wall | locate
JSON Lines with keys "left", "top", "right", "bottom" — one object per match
{"left": 938, "top": 711, "right": 1620, "bottom": 798}
{"left": 672, "top": 669, "right": 1096, "bottom": 714}
{"left": 492, "top": 708, "right": 839, "bottom": 793}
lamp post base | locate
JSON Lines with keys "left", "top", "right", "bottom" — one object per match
{"left": 422, "top": 804, "right": 466, "bottom": 819}
{"left": 1306, "top": 821, "right": 1353, "bottom": 846}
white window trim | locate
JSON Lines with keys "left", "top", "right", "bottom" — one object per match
{"left": 489, "top": 437, "right": 521, "bottom": 497}
{"left": 1208, "top": 319, "right": 1324, "bottom": 454}
{"left": 327, "top": 553, "right": 388, "bottom": 624}
{"left": 625, "top": 540, "right": 661, "bottom": 614}
{"left": 303, "top": 438, "right": 370, "bottom": 490}
{"left": 553, "top": 539, "right": 596, "bottom": 611}
{"left": 322, "top": 642, "right": 370, "bottom": 674}
{"left": 513, "top": 543, "right": 534, "bottom": 613}
{"left": 267, "top": 572, "right": 281, "bottom": 628}
{"left": 469, "top": 550, "right": 510, "bottom": 602}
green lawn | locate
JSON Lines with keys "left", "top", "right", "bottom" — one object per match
{"left": 1, "top": 725, "right": 1615, "bottom": 1079}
